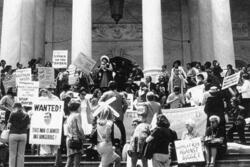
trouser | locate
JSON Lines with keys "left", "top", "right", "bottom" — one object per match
{"left": 227, "top": 122, "right": 246, "bottom": 143}
{"left": 65, "top": 153, "right": 81, "bottom": 167}
{"left": 9, "top": 134, "right": 27, "bottom": 167}
{"left": 152, "top": 153, "right": 170, "bottom": 167}
{"left": 114, "top": 119, "right": 126, "bottom": 147}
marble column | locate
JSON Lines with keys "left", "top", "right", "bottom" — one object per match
{"left": 198, "top": 0, "right": 235, "bottom": 67}
{"left": 0, "top": 0, "right": 46, "bottom": 67}
{"left": 211, "top": 0, "right": 235, "bottom": 67}
{"left": 188, "top": 0, "right": 201, "bottom": 62}
{"left": 71, "top": 0, "right": 92, "bottom": 63}
{"left": 34, "top": 0, "right": 46, "bottom": 61}
{"left": 142, "top": 0, "right": 164, "bottom": 81}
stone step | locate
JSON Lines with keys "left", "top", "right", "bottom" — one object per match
{"left": 23, "top": 160, "right": 250, "bottom": 167}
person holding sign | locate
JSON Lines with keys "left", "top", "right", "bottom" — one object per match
{"left": 8, "top": 103, "right": 30, "bottom": 167}
{"left": 204, "top": 115, "right": 227, "bottom": 167}
{"left": 96, "top": 106, "right": 121, "bottom": 167}
{"left": 65, "top": 99, "right": 84, "bottom": 167}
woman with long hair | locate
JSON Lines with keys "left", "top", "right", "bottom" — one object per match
{"left": 96, "top": 107, "right": 121, "bottom": 167}
{"left": 65, "top": 99, "right": 84, "bottom": 167}
{"left": 8, "top": 103, "right": 30, "bottom": 167}
{"left": 146, "top": 114, "right": 174, "bottom": 167}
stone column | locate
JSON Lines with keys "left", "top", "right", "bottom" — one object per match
{"left": 0, "top": 0, "right": 46, "bottom": 67}
{"left": 198, "top": 0, "right": 235, "bottom": 67}
{"left": 71, "top": 0, "right": 92, "bottom": 63}
{"left": 34, "top": 0, "right": 46, "bottom": 61}
{"left": 211, "top": 0, "right": 235, "bottom": 67}
{"left": 188, "top": 0, "right": 201, "bottom": 62}
{"left": 142, "top": 0, "right": 164, "bottom": 81}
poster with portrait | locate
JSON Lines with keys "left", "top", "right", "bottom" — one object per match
{"left": 17, "top": 81, "right": 39, "bottom": 107}
{"left": 29, "top": 100, "right": 64, "bottom": 145}
{"left": 38, "top": 67, "right": 56, "bottom": 88}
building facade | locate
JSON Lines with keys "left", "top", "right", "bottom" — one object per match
{"left": 0, "top": 0, "right": 249, "bottom": 76}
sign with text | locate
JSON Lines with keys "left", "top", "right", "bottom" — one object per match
{"left": 16, "top": 68, "right": 32, "bottom": 85}
{"left": 222, "top": 72, "right": 241, "bottom": 90}
{"left": 29, "top": 100, "right": 64, "bottom": 145}
{"left": 38, "top": 67, "right": 56, "bottom": 88}
{"left": 2, "top": 74, "right": 16, "bottom": 93}
{"left": 175, "top": 138, "right": 205, "bottom": 164}
{"left": 126, "top": 94, "right": 134, "bottom": 112}
{"left": 17, "top": 81, "right": 39, "bottom": 107}
{"left": 73, "top": 52, "right": 96, "bottom": 74}
{"left": 52, "top": 50, "right": 68, "bottom": 69}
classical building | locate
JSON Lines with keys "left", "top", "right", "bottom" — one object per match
{"left": 0, "top": 0, "right": 249, "bottom": 77}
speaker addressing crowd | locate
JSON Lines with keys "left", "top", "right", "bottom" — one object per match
{"left": 0, "top": 57, "right": 250, "bottom": 167}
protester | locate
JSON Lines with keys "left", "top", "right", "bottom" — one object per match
{"left": 146, "top": 114, "right": 174, "bottom": 167}
{"left": 8, "top": 103, "right": 30, "bottom": 167}
{"left": 166, "top": 86, "right": 185, "bottom": 109}
{"left": 99, "top": 81, "right": 128, "bottom": 146}
{"left": 237, "top": 74, "right": 250, "bottom": 117}
{"left": 0, "top": 88, "right": 15, "bottom": 125}
{"left": 181, "top": 119, "right": 199, "bottom": 140}
{"left": 168, "top": 68, "right": 186, "bottom": 95}
{"left": 96, "top": 106, "right": 121, "bottom": 167}
{"left": 145, "top": 76, "right": 156, "bottom": 92}
{"left": 65, "top": 99, "right": 84, "bottom": 167}
{"left": 204, "top": 115, "right": 227, "bottom": 167}
{"left": 98, "top": 55, "right": 113, "bottom": 91}
{"left": 138, "top": 92, "right": 162, "bottom": 124}
{"left": 227, "top": 97, "right": 246, "bottom": 144}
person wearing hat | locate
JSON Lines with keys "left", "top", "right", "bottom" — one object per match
{"left": 203, "top": 86, "right": 226, "bottom": 129}
{"left": 98, "top": 55, "right": 113, "bottom": 91}
{"left": 181, "top": 119, "right": 199, "bottom": 140}
{"left": 204, "top": 115, "right": 227, "bottom": 167}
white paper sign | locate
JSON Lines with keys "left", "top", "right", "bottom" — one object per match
{"left": 16, "top": 68, "right": 32, "bottom": 85}
{"left": 73, "top": 52, "right": 96, "bottom": 74}
{"left": 175, "top": 138, "right": 205, "bottom": 164}
{"left": 38, "top": 67, "right": 56, "bottom": 88}
{"left": 52, "top": 50, "right": 68, "bottom": 69}
{"left": 126, "top": 94, "right": 134, "bottom": 112}
{"left": 222, "top": 72, "right": 241, "bottom": 90}
{"left": 17, "top": 81, "right": 39, "bottom": 107}
{"left": 29, "top": 100, "right": 64, "bottom": 145}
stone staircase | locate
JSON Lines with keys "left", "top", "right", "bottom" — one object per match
{"left": 20, "top": 120, "right": 250, "bottom": 167}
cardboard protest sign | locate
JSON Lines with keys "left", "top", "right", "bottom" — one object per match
{"left": 222, "top": 72, "right": 241, "bottom": 90}
{"left": 175, "top": 138, "right": 205, "bottom": 164}
{"left": 2, "top": 74, "right": 16, "bottom": 93}
{"left": 17, "top": 81, "right": 39, "bottom": 107}
{"left": 52, "top": 50, "right": 68, "bottom": 69}
{"left": 186, "top": 84, "right": 205, "bottom": 106}
{"left": 29, "top": 100, "right": 64, "bottom": 145}
{"left": 16, "top": 68, "right": 32, "bottom": 85}
{"left": 126, "top": 94, "right": 134, "bottom": 112}
{"left": 73, "top": 52, "right": 96, "bottom": 74}
{"left": 38, "top": 67, "right": 56, "bottom": 88}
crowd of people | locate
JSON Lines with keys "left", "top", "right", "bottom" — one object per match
{"left": 0, "top": 56, "right": 250, "bottom": 167}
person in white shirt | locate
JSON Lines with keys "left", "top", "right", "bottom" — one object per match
{"left": 166, "top": 86, "right": 185, "bottom": 109}
{"left": 237, "top": 74, "right": 250, "bottom": 117}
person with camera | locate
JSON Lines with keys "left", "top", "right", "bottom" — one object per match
{"left": 65, "top": 99, "right": 84, "bottom": 167}
{"left": 98, "top": 55, "right": 113, "bottom": 91}
{"left": 204, "top": 115, "right": 227, "bottom": 167}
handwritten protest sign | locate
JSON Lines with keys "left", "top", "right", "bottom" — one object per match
{"left": 16, "top": 68, "right": 31, "bottom": 85}
{"left": 52, "top": 50, "right": 68, "bottom": 69}
{"left": 175, "top": 138, "right": 205, "bottom": 164}
{"left": 222, "top": 72, "right": 240, "bottom": 90}
{"left": 17, "top": 81, "right": 39, "bottom": 107}
{"left": 73, "top": 52, "right": 96, "bottom": 74}
{"left": 29, "top": 100, "right": 64, "bottom": 145}
{"left": 2, "top": 74, "right": 16, "bottom": 93}
{"left": 38, "top": 67, "right": 56, "bottom": 88}
{"left": 126, "top": 94, "right": 134, "bottom": 112}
